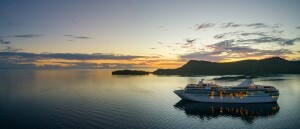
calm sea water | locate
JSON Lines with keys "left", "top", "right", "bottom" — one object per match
{"left": 0, "top": 69, "right": 299, "bottom": 129}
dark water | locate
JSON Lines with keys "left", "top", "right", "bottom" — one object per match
{"left": 0, "top": 70, "right": 299, "bottom": 129}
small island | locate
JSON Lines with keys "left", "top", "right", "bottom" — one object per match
{"left": 112, "top": 70, "right": 151, "bottom": 75}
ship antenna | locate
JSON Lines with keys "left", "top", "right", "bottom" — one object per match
{"left": 200, "top": 76, "right": 206, "bottom": 83}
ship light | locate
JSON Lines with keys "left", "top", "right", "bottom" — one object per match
{"left": 272, "top": 96, "right": 279, "bottom": 98}
{"left": 272, "top": 107, "right": 279, "bottom": 110}
{"left": 211, "top": 91, "right": 214, "bottom": 98}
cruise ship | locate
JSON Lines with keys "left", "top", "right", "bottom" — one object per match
{"left": 174, "top": 79, "right": 279, "bottom": 103}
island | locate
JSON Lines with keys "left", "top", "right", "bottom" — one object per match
{"left": 153, "top": 57, "right": 300, "bottom": 75}
{"left": 112, "top": 70, "right": 151, "bottom": 75}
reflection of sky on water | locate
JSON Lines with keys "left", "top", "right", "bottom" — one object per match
{"left": 0, "top": 70, "right": 299, "bottom": 128}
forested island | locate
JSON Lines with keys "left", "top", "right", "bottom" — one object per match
{"left": 112, "top": 70, "right": 151, "bottom": 75}
{"left": 153, "top": 57, "right": 300, "bottom": 75}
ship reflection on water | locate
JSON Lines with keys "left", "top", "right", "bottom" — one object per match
{"left": 174, "top": 100, "right": 280, "bottom": 124}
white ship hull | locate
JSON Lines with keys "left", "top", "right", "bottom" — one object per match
{"left": 174, "top": 90, "right": 278, "bottom": 103}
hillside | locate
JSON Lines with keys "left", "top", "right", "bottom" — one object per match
{"left": 153, "top": 57, "right": 300, "bottom": 75}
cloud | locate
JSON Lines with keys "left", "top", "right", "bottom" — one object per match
{"left": 272, "top": 23, "right": 283, "bottom": 29}
{"left": 221, "top": 22, "right": 242, "bottom": 28}
{"left": 9, "top": 34, "right": 43, "bottom": 38}
{"left": 51, "top": 62, "right": 100, "bottom": 68}
{"left": 0, "top": 46, "right": 22, "bottom": 52}
{"left": 180, "top": 51, "right": 224, "bottom": 62}
{"left": 180, "top": 37, "right": 293, "bottom": 62}
{"left": 0, "top": 52, "right": 146, "bottom": 61}
{"left": 246, "top": 23, "right": 268, "bottom": 28}
{"left": 212, "top": 28, "right": 299, "bottom": 46}
{"left": 0, "top": 60, "right": 36, "bottom": 69}
{"left": 0, "top": 39, "right": 10, "bottom": 44}
{"left": 98, "top": 63, "right": 138, "bottom": 69}
{"left": 186, "top": 38, "right": 197, "bottom": 44}
{"left": 208, "top": 39, "right": 295, "bottom": 54}
{"left": 284, "top": 38, "right": 300, "bottom": 45}
{"left": 214, "top": 34, "right": 226, "bottom": 39}
{"left": 208, "top": 40, "right": 252, "bottom": 53}
{"left": 8, "top": 22, "right": 21, "bottom": 26}
{"left": 297, "top": 26, "right": 300, "bottom": 29}
{"left": 213, "top": 31, "right": 278, "bottom": 40}
{"left": 213, "top": 31, "right": 266, "bottom": 39}
{"left": 257, "top": 49, "right": 292, "bottom": 56}
{"left": 180, "top": 38, "right": 197, "bottom": 49}
{"left": 0, "top": 52, "right": 158, "bottom": 69}
{"left": 271, "top": 30, "right": 284, "bottom": 34}
{"left": 207, "top": 40, "right": 235, "bottom": 50}
{"left": 195, "top": 23, "right": 215, "bottom": 30}
{"left": 0, "top": 51, "right": 150, "bottom": 69}
{"left": 180, "top": 46, "right": 292, "bottom": 62}
{"left": 214, "top": 23, "right": 286, "bottom": 40}
{"left": 64, "top": 35, "right": 90, "bottom": 39}
{"left": 45, "top": 53, "right": 142, "bottom": 60}
{"left": 213, "top": 32, "right": 238, "bottom": 39}
{"left": 174, "top": 22, "right": 298, "bottom": 61}
{"left": 0, "top": 58, "right": 141, "bottom": 69}
{"left": 236, "top": 37, "right": 300, "bottom": 46}
{"left": 220, "top": 22, "right": 269, "bottom": 29}
{"left": 214, "top": 30, "right": 270, "bottom": 39}
{"left": 240, "top": 32, "right": 268, "bottom": 37}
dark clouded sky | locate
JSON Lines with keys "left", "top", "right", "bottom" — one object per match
{"left": 0, "top": 0, "right": 300, "bottom": 68}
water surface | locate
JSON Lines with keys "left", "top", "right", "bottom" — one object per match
{"left": 0, "top": 70, "right": 299, "bottom": 128}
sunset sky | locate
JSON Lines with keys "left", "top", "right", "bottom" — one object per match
{"left": 1, "top": 0, "right": 300, "bottom": 69}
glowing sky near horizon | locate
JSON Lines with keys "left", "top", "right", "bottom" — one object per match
{"left": 0, "top": 0, "right": 300, "bottom": 69}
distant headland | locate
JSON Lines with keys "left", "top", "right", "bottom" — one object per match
{"left": 153, "top": 57, "right": 300, "bottom": 75}
{"left": 113, "top": 57, "right": 300, "bottom": 75}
